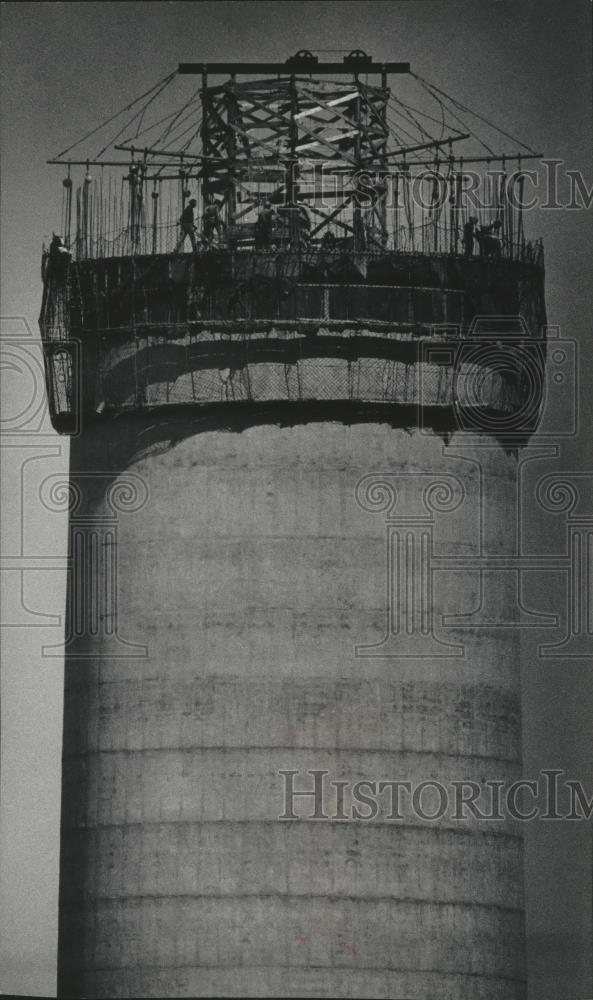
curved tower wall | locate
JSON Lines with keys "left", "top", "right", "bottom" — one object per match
{"left": 39, "top": 239, "right": 549, "bottom": 1000}
{"left": 57, "top": 416, "right": 526, "bottom": 1000}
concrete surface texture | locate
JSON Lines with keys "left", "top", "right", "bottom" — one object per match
{"left": 57, "top": 417, "right": 526, "bottom": 999}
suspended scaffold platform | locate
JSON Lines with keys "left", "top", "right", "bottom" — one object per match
{"left": 39, "top": 51, "right": 546, "bottom": 436}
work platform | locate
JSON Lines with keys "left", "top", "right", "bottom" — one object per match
{"left": 41, "top": 52, "right": 547, "bottom": 438}
{"left": 40, "top": 247, "right": 546, "bottom": 437}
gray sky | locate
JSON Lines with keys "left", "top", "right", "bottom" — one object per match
{"left": 1, "top": 2, "right": 592, "bottom": 996}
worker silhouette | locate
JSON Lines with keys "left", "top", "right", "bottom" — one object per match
{"left": 202, "top": 195, "right": 222, "bottom": 244}
{"left": 176, "top": 199, "right": 198, "bottom": 252}
{"left": 256, "top": 200, "right": 275, "bottom": 249}
{"left": 462, "top": 216, "right": 478, "bottom": 257}
{"left": 47, "top": 234, "right": 72, "bottom": 279}
{"left": 478, "top": 219, "right": 502, "bottom": 258}
{"left": 321, "top": 230, "right": 337, "bottom": 251}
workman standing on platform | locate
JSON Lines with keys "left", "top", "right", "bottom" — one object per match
{"left": 176, "top": 199, "right": 198, "bottom": 252}
{"left": 202, "top": 195, "right": 223, "bottom": 244}
{"left": 462, "top": 216, "right": 478, "bottom": 257}
{"left": 256, "top": 199, "right": 275, "bottom": 249}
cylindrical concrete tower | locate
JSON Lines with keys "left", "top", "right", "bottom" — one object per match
{"left": 39, "top": 55, "right": 547, "bottom": 1000}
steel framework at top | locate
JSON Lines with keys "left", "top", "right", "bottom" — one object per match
{"left": 178, "top": 50, "right": 411, "bottom": 76}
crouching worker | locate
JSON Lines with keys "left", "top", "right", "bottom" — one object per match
{"left": 479, "top": 219, "right": 502, "bottom": 258}
{"left": 46, "top": 234, "right": 72, "bottom": 280}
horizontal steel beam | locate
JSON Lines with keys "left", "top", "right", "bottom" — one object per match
{"left": 47, "top": 159, "right": 180, "bottom": 168}
{"left": 178, "top": 61, "right": 410, "bottom": 75}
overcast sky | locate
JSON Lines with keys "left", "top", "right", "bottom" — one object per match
{"left": 1, "top": 2, "right": 592, "bottom": 997}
